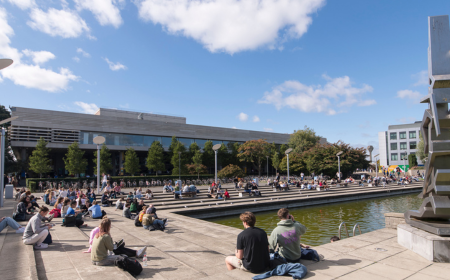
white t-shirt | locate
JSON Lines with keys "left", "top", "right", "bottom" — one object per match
{"left": 59, "top": 190, "right": 67, "bottom": 197}
{"left": 102, "top": 175, "right": 108, "bottom": 183}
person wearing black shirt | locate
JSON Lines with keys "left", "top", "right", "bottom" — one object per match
{"left": 101, "top": 191, "right": 111, "bottom": 207}
{"left": 225, "top": 212, "right": 270, "bottom": 273}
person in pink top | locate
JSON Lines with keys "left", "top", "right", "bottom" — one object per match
{"left": 84, "top": 226, "right": 101, "bottom": 253}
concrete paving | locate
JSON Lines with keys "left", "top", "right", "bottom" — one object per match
{"left": 1, "top": 181, "right": 449, "bottom": 279}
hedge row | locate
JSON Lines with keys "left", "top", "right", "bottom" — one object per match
{"left": 26, "top": 174, "right": 214, "bottom": 190}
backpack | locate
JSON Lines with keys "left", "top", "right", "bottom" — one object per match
{"left": 114, "top": 254, "right": 143, "bottom": 276}
{"left": 63, "top": 214, "right": 76, "bottom": 227}
{"left": 134, "top": 214, "right": 142, "bottom": 227}
{"left": 301, "top": 248, "right": 320, "bottom": 262}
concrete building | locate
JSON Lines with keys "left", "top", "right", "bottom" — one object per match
{"left": 9, "top": 107, "right": 321, "bottom": 176}
{"left": 378, "top": 121, "right": 423, "bottom": 171}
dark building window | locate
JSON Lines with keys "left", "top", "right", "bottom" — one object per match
{"left": 399, "top": 132, "right": 407, "bottom": 139}
{"left": 391, "top": 153, "right": 398, "bottom": 161}
{"left": 391, "top": 143, "right": 397, "bottom": 150}
{"left": 409, "top": 131, "right": 416, "bottom": 139}
{"left": 410, "top": 141, "right": 417, "bottom": 149}
{"left": 390, "top": 132, "right": 397, "bottom": 140}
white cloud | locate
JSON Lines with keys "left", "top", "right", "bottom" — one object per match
{"left": 6, "top": 0, "right": 36, "bottom": 10}
{"left": 397, "top": 89, "right": 423, "bottom": 103}
{"left": 263, "top": 128, "right": 273, "bottom": 132}
{"left": 75, "top": 101, "right": 99, "bottom": 114}
{"left": 76, "top": 48, "right": 90, "bottom": 57}
{"left": 238, "top": 112, "right": 248, "bottom": 122}
{"left": 73, "top": 56, "right": 80, "bottom": 62}
{"left": 27, "top": 8, "right": 91, "bottom": 38}
{"left": 22, "top": 49, "right": 55, "bottom": 64}
{"left": 358, "top": 99, "right": 377, "bottom": 106}
{"left": 74, "top": 0, "right": 124, "bottom": 28}
{"left": 231, "top": 126, "right": 237, "bottom": 129}
{"left": 0, "top": 7, "right": 79, "bottom": 92}
{"left": 104, "top": 57, "right": 127, "bottom": 71}
{"left": 136, "top": 0, "right": 325, "bottom": 54}
{"left": 252, "top": 115, "right": 260, "bottom": 122}
{"left": 258, "top": 75, "right": 374, "bottom": 115}
{"left": 412, "top": 70, "right": 428, "bottom": 86}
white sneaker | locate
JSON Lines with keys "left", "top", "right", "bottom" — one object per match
{"left": 137, "top": 246, "right": 147, "bottom": 258}
{"left": 16, "top": 227, "right": 25, "bottom": 234}
{"left": 164, "top": 219, "right": 169, "bottom": 227}
{"left": 34, "top": 243, "right": 48, "bottom": 250}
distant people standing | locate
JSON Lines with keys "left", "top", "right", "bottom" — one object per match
{"left": 300, "top": 172, "right": 304, "bottom": 181}
{"left": 101, "top": 173, "right": 107, "bottom": 192}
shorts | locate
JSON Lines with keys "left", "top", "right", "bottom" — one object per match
{"left": 227, "top": 256, "right": 248, "bottom": 271}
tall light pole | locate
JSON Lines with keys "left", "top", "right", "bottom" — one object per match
{"left": 336, "top": 151, "right": 343, "bottom": 182}
{"left": 93, "top": 136, "right": 105, "bottom": 194}
{"left": 212, "top": 144, "right": 221, "bottom": 185}
{"left": 0, "top": 59, "right": 14, "bottom": 208}
{"left": 374, "top": 154, "right": 379, "bottom": 175}
{"left": 266, "top": 155, "right": 269, "bottom": 180}
{"left": 178, "top": 151, "right": 181, "bottom": 181}
{"left": 285, "top": 148, "right": 293, "bottom": 183}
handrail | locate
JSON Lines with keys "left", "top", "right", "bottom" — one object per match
{"left": 338, "top": 222, "right": 349, "bottom": 239}
{"left": 353, "top": 223, "right": 362, "bottom": 236}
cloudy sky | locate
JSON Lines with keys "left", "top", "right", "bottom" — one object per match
{"left": 0, "top": 0, "right": 446, "bottom": 153}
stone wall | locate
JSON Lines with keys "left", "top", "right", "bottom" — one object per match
{"left": 384, "top": 212, "right": 406, "bottom": 229}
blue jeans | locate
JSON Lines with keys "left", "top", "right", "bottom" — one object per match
{"left": 0, "top": 217, "right": 21, "bottom": 233}
{"left": 101, "top": 182, "right": 107, "bottom": 191}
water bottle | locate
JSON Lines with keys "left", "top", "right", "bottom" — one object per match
{"left": 143, "top": 254, "right": 148, "bottom": 267}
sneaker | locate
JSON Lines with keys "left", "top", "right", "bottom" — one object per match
{"left": 15, "top": 227, "right": 25, "bottom": 234}
{"left": 47, "top": 213, "right": 55, "bottom": 222}
{"left": 163, "top": 219, "right": 168, "bottom": 227}
{"left": 34, "top": 243, "right": 48, "bottom": 250}
{"left": 137, "top": 246, "right": 147, "bottom": 258}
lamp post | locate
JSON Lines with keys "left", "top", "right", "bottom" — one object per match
{"left": 336, "top": 151, "right": 343, "bottom": 182}
{"left": 0, "top": 59, "right": 14, "bottom": 208}
{"left": 266, "top": 155, "right": 269, "bottom": 180}
{"left": 374, "top": 154, "right": 379, "bottom": 175}
{"left": 93, "top": 136, "right": 105, "bottom": 194}
{"left": 178, "top": 151, "right": 181, "bottom": 181}
{"left": 285, "top": 148, "right": 293, "bottom": 183}
{"left": 212, "top": 144, "right": 221, "bottom": 185}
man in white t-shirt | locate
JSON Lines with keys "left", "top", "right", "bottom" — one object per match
{"left": 101, "top": 173, "right": 108, "bottom": 191}
{"left": 59, "top": 188, "right": 67, "bottom": 198}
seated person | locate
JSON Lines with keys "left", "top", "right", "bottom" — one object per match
{"left": 135, "top": 187, "right": 143, "bottom": 199}
{"left": 189, "top": 185, "right": 198, "bottom": 193}
{"left": 251, "top": 183, "right": 261, "bottom": 196}
{"left": 89, "top": 200, "right": 107, "bottom": 219}
{"left": 115, "top": 198, "right": 124, "bottom": 210}
{"left": 142, "top": 210, "right": 168, "bottom": 231}
{"left": 163, "top": 184, "right": 172, "bottom": 193}
{"left": 101, "top": 191, "right": 111, "bottom": 207}
{"left": 127, "top": 192, "right": 134, "bottom": 199}
{"left": 0, "top": 216, "right": 25, "bottom": 233}
{"left": 182, "top": 184, "right": 190, "bottom": 193}
{"left": 66, "top": 201, "right": 87, "bottom": 228}
{"left": 243, "top": 183, "right": 251, "bottom": 194}
{"left": 80, "top": 200, "right": 91, "bottom": 215}
{"left": 14, "top": 196, "right": 34, "bottom": 221}
{"left": 91, "top": 218, "right": 121, "bottom": 265}
{"left": 130, "top": 199, "right": 138, "bottom": 213}
{"left": 85, "top": 218, "right": 147, "bottom": 257}
{"left": 145, "top": 189, "right": 153, "bottom": 199}
{"left": 224, "top": 189, "right": 230, "bottom": 199}
{"left": 23, "top": 206, "right": 53, "bottom": 250}
{"left": 61, "top": 198, "right": 71, "bottom": 218}
{"left": 122, "top": 203, "right": 131, "bottom": 219}
{"left": 269, "top": 208, "right": 307, "bottom": 262}
{"left": 173, "top": 183, "right": 181, "bottom": 195}
{"left": 136, "top": 199, "right": 146, "bottom": 213}
{"left": 225, "top": 212, "right": 270, "bottom": 273}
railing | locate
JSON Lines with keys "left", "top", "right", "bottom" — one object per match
{"left": 338, "top": 222, "right": 349, "bottom": 239}
{"left": 353, "top": 223, "right": 362, "bottom": 236}
{"left": 339, "top": 221, "right": 362, "bottom": 239}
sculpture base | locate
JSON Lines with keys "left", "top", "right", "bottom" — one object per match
{"left": 408, "top": 218, "right": 450, "bottom": 236}
{"left": 398, "top": 224, "right": 450, "bottom": 262}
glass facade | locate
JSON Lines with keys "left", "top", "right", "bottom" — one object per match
{"left": 410, "top": 141, "right": 417, "bottom": 149}
{"left": 400, "top": 153, "right": 407, "bottom": 160}
{"left": 391, "top": 153, "right": 398, "bottom": 161}
{"left": 400, "top": 142, "right": 407, "bottom": 150}
{"left": 390, "top": 132, "right": 397, "bottom": 140}
{"left": 409, "top": 131, "right": 416, "bottom": 139}
{"left": 390, "top": 143, "right": 397, "bottom": 150}
{"left": 399, "top": 132, "right": 406, "bottom": 139}
{"left": 80, "top": 131, "right": 241, "bottom": 150}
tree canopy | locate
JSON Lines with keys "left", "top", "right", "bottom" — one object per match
{"left": 29, "top": 137, "right": 52, "bottom": 178}
{"left": 218, "top": 164, "right": 245, "bottom": 179}
{"left": 237, "top": 139, "right": 270, "bottom": 176}
{"left": 92, "top": 144, "right": 112, "bottom": 174}
{"left": 416, "top": 132, "right": 428, "bottom": 164}
{"left": 124, "top": 148, "right": 140, "bottom": 175}
{"left": 146, "top": 141, "right": 165, "bottom": 174}
{"left": 288, "top": 126, "right": 321, "bottom": 154}
{"left": 186, "top": 150, "right": 207, "bottom": 178}
{"left": 64, "top": 142, "right": 87, "bottom": 176}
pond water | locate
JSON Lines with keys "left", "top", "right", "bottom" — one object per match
{"left": 207, "top": 193, "right": 422, "bottom": 246}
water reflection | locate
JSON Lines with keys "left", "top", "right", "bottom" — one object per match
{"left": 207, "top": 193, "right": 422, "bottom": 246}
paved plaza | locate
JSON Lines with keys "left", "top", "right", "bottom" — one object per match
{"left": 1, "top": 182, "right": 449, "bottom": 279}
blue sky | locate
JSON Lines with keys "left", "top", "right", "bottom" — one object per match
{"left": 0, "top": 0, "right": 447, "bottom": 154}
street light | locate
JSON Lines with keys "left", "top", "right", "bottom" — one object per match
{"left": 0, "top": 116, "right": 18, "bottom": 208}
{"left": 212, "top": 144, "right": 221, "bottom": 185}
{"left": 0, "top": 59, "right": 13, "bottom": 70}
{"left": 374, "top": 154, "right": 379, "bottom": 175}
{"left": 266, "top": 155, "right": 269, "bottom": 181}
{"left": 93, "top": 136, "right": 105, "bottom": 194}
{"left": 178, "top": 151, "right": 181, "bottom": 181}
{"left": 336, "top": 151, "right": 343, "bottom": 182}
{"left": 285, "top": 148, "right": 293, "bottom": 183}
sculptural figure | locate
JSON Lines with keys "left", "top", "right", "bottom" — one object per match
{"left": 405, "top": 15, "right": 450, "bottom": 236}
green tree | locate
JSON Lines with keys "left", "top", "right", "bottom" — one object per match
{"left": 218, "top": 164, "right": 245, "bottom": 179}
{"left": 124, "top": 148, "right": 140, "bottom": 175}
{"left": 416, "top": 132, "right": 428, "bottom": 163}
{"left": 237, "top": 139, "right": 270, "bottom": 176}
{"left": 146, "top": 141, "right": 165, "bottom": 174}
{"left": 288, "top": 126, "right": 321, "bottom": 154}
{"left": 188, "top": 142, "right": 200, "bottom": 160}
{"left": 186, "top": 150, "right": 207, "bottom": 178}
{"left": 92, "top": 144, "right": 112, "bottom": 174}
{"left": 171, "top": 142, "right": 188, "bottom": 175}
{"left": 408, "top": 154, "right": 418, "bottom": 167}
{"left": 202, "top": 140, "right": 214, "bottom": 173}
{"left": 29, "top": 137, "right": 52, "bottom": 178}
{"left": 64, "top": 142, "right": 88, "bottom": 176}
{"left": 218, "top": 143, "right": 230, "bottom": 167}
{"left": 272, "top": 152, "right": 281, "bottom": 174}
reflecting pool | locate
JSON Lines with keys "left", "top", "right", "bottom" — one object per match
{"left": 207, "top": 193, "right": 422, "bottom": 246}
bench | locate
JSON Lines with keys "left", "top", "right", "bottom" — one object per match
{"left": 181, "top": 191, "right": 197, "bottom": 198}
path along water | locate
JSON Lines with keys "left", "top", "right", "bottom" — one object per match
{"left": 207, "top": 192, "right": 422, "bottom": 246}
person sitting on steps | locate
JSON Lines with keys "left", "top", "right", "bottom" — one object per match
{"left": 22, "top": 206, "right": 53, "bottom": 250}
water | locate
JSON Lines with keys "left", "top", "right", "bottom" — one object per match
{"left": 207, "top": 193, "right": 422, "bottom": 246}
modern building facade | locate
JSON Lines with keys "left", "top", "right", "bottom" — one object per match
{"left": 9, "top": 107, "right": 316, "bottom": 176}
{"left": 378, "top": 121, "right": 423, "bottom": 171}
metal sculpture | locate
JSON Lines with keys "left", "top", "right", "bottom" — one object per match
{"left": 367, "top": 145, "right": 374, "bottom": 162}
{"left": 405, "top": 15, "right": 450, "bottom": 236}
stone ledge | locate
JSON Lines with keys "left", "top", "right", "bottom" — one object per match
{"left": 26, "top": 245, "right": 39, "bottom": 280}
